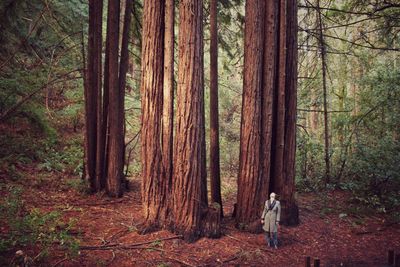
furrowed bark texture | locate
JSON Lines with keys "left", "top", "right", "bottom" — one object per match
{"left": 237, "top": 0, "right": 299, "bottom": 230}
{"left": 236, "top": 0, "right": 265, "bottom": 231}
{"left": 162, "top": 0, "right": 175, "bottom": 199}
{"left": 140, "top": 0, "right": 167, "bottom": 227}
{"left": 172, "top": 0, "right": 207, "bottom": 242}
{"left": 106, "top": 0, "right": 123, "bottom": 197}
{"left": 209, "top": 0, "right": 223, "bottom": 217}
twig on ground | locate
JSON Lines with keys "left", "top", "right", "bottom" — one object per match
{"left": 52, "top": 257, "right": 68, "bottom": 267}
{"left": 164, "top": 256, "right": 196, "bottom": 267}
{"left": 79, "top": 235, "right": 183, "bottom": 251}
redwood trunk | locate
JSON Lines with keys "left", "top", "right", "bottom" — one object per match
{"left": 209, "top": 0, "right": 223, "bottom": 217}
{"left": 172, "top": 0, "right": 207, "bottom": 241}
{"left": 236, "top": 0, "right": 265, "bottom": 230}
{"left": 281, "top": 0, "right": 299, "bottom": 225}
{"left": 140, "top": 0, "right": 167, "bottom": 228}
{"left": 236, "top": 0, "right": 299, "bottom": 230}
{"left": 119, "top": 0, "right": 133, "bottom": 188}
{"left": 162, "top": 0, "right": 175, "bottom": 198}
{"left": 94, "top": 0, "right": 105, "bottom": 191}
{"left": 85, "top": 0, "right": 98, "bottom": 191}
{"left": 106, "top": 0, "right": 123, "bottom": 197}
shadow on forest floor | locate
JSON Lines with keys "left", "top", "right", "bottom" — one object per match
{"left": 0, "top": 123, "right": 399, "bottom": 266}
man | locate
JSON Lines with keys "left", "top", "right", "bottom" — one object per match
{"left": 261, "top": 192, "right": 281, "bottom": 249}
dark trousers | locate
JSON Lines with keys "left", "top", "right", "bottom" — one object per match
{"left": 265, "top": 231, "right": 278, "bottom": 247}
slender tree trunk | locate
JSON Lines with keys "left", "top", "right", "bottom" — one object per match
{"left": 94, "top": 0, "right": 105, "bottom": 191}
{"left": 162, "top": 0, "right": 175, "bottom": 200}
{"left": 172, "top": 0, "right": 208, "bottom": 241}
{"left": 280, "top": 0, "right": 299, "bottom": 225}
{"left": 86, "top": 0, "right": 99, "bottom": 192}
{"left": 209, "top": 0, "right": 223, "bottom": 217}
{"left": 271, "top": 0, "right": 287, "bottom": 195}
{"left": 140, "top": 0, "right": 167, "bottom": 228}
{"left": 317, "top": 0, "right": 330, "bottom": 186}
{"left": 119, "top": 0, "right": 133, "bottom": 189}
{"left": 236, "top": 0, "right": 265, "bottom": 231}
{"left": 103, "top": 4, "right": 111, "bottom": 188}
{"left": 106, "top": 0, "right": 123, "bottom": 197}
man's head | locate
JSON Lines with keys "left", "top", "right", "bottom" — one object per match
{"left": 270, "top": 192, "right": 276, "bottom": 200}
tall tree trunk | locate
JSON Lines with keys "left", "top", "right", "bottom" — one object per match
{"left": 119, "top": 0, "right": 133, "bottom": 189}
{"left": 86, "top": 0, "right": 100, "bottom": 192}
{"left": 262, "top": 0, "right": 278, "bottom": 216}
{"left": 172, "top": 0, "right": 208, "bottom": 241}
{"left": 140, "top": 0, "right": 167, "bottom": 228}
{"left": 102, "top": 9, "right": 111, "bottom": 184}
{"left": 280, "top": 0, "right": 299, "bottom": 225}
{"left": 317, "top": 0, "right": 330, "bottom": 186}
{"left": 162, "top": 0, "right": 175, "bottom": 201}
{"left": 106, "top": 0, "right": 123, "bottom": 197}
{"left": 236, "top": 0, "right": 265, "bottom": 231}
{"left": 94, "top": 0, "right": 105, "bottom": 191}
{"left": 271, "top": 0, "right": 287, "bottom": 197}
{"left": 236, "top": 0, "right": 299, "bottom": 230}
{"left": 209, "top": 0, "right": 223, "bottom": 217}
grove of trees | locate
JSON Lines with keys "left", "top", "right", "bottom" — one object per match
{"left": 1, "top": 0, "right": 399, "bottom": 246}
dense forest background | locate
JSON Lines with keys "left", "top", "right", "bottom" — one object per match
{"left": 0, "top": 0, "right": 399, "bottom": 265}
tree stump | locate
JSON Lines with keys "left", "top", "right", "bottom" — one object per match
{"left": 203, "top": 203, "right": 222, "bottom": 238}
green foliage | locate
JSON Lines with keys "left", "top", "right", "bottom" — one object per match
{"left": 0, "top": 186, "right": 80, "bottom": 257}
{"left": 37, "top": 137, "right": 83, "bottom": 175}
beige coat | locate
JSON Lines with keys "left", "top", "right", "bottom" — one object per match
{"left": 261, "top": 200, "right": 281, "bottom": 232}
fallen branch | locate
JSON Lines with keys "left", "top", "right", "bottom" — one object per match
{"left": 164, "top": 256, "right": 196, "bottom": 267}
{"left": 79, "top": 235, "right": 183, "bottom": 251}
{"left": 52, "top": 257, "right": 68, "bottom": 267}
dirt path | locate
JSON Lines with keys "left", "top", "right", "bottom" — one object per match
{"left": 3, "top": 174, "right": 398, "bottom": 267}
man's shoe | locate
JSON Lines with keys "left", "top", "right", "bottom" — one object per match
{"left": 274, "top": 245, "right": 278, "bottom": 249}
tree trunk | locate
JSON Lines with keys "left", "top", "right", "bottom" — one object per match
{"left": 162, "top": 0, "right": 175, "bottom": 202}
{"left": 172, "top": 0, "right": 208, "bottom": 242}
{"left": 140, "top": 0, "right": 167, "bottom": 228}
{"left": 271, "top": 0, "right": 287, "bottom": 198}
{"left": 261, "top": 0, "right": 278, "bottom": 218}
{"left": 106, "top": 0, "right": 123, "bottom": 197}
{"left": 86, "top": 0, "right": 100, "bottom": 192}
{"left": 236, "top": 0, "right": 299, "bottom": 230}
{"left": 209, "top": 0, "right": 223, "bottom": 217}
{"left": 103, "top": 10, "right": 111, "bottom": 185}
{"left": 236, "top": 0, "right": 265, "bottom": 231}
{"left": 316, "top": 0, "right": 331, "bottom": 186}
{"left": 280, "top": 0, "right": 299, "bottom": 225}
{"left": 94, "top": 0, "right": 105, "bottom": 191}
{"left": 119, "top": 0, "right": 133, "bottom": 189}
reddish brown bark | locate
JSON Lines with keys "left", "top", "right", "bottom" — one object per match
{"left": 236, "top": 0, "right": 265, "bottom": 230}
{"left": 140, "top": 0, "right": 167, "bottom": 227}
{"left": 162, "top": 0, "right": 174, "bottom": 199}
{"left": 236, "top": 0, "right": 299, "bottom": 230}
{"left": 86, "top": 0, "right": 103, "bottom": 192}
{"left": 119, "top": 0, "right": 133, "bottom": 189}
{"left": 106, "top": 0, "right": 123, "bottom": 197}
{"left": 271, "top": 0, "right": 287, "bottom": 195}
{"left": 281, "top": 0, "right": 299, "bottom": 225}
{"left": 209, "top": 0, "right": 223, "bottom": 217}
{"left": 94, "top": 0, "right": 105, "bottom": 191}
{"left": 172, "top": 0, "right": 208, "bottom": 241}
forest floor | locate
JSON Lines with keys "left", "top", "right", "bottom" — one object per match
{"left": 0, "top": 123, "right": 400, "bottom": 267}
{"left": 1, "top": 171, "right": 400, "bottom": 267}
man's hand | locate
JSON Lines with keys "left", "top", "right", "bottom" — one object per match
{"left": 261, "top": 219, "right": 264, "bottom": 224}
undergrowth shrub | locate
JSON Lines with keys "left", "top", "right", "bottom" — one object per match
{"left": 0, "top": 186, "right": 80, "bottom": 259}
